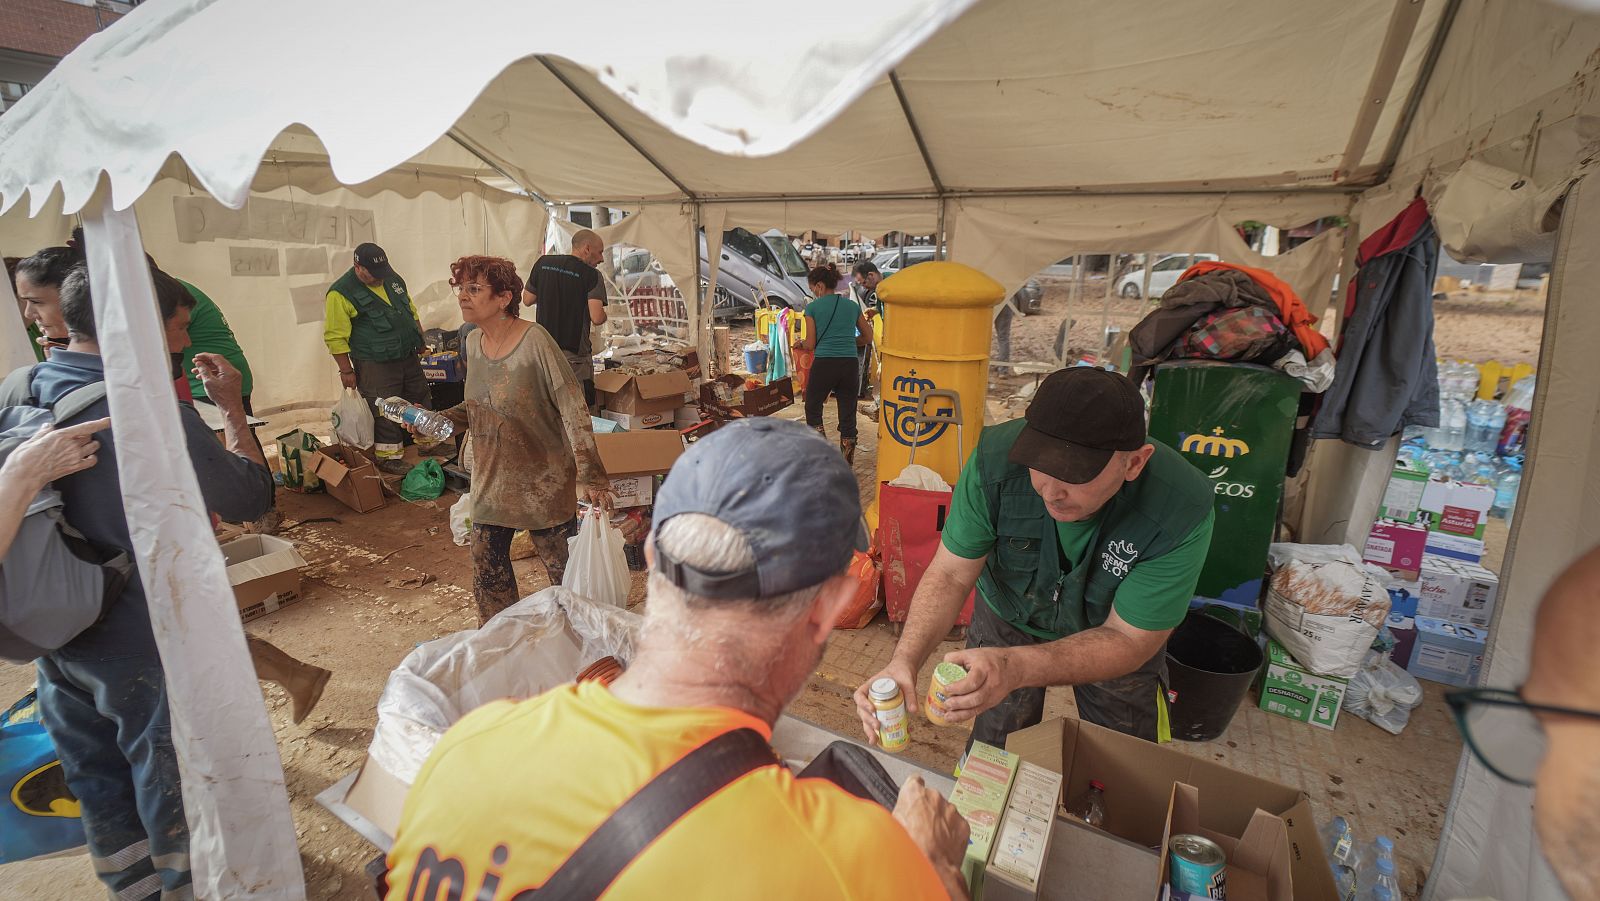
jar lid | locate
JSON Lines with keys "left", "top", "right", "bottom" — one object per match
{"left": 869, "top": 677, "right": 900, "bottom": 701}
{"left": 933, "top": 661, "right": 967, "bottom": 684}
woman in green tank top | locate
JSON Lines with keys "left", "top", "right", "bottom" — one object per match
{"left": 798, "top": 267, "right": 870, "bottom": 463}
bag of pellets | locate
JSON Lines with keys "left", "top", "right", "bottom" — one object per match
{"left": 1263, "top": 543, "right": 1392, "bottom": 679}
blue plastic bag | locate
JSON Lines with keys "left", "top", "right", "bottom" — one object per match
{"left": 0, "top": 690, "right": 86, "bottom": 863}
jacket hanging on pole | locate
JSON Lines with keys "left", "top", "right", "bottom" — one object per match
{"left": 1310, "top": 198, "right": 1441, "bottom": 448}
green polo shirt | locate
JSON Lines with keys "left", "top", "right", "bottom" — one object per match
{"left": 941, "top": 454, "right": 1214, "bottom": 632}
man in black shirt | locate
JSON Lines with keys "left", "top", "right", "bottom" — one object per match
{"left": 523, "top": 229, "right": 608, "bottom": 406}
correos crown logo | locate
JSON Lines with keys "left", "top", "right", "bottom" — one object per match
{"left": 1181, "top": 427, "right": 1251, "bottom": 458}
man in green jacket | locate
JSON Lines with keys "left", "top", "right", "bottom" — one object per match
{"left": 856, "top": 368, "right": 1215, "bottom": 747}
{"left": 324, "top": 243, "right": 431, "bottom": 473}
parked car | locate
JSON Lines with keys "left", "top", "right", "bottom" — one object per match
{"left": 872, "top": 247, "right": 1043, "bottom": 314}
{"left": 614, "top": 246, "right": 663, "bottom": 294}
{"left": 702, "top": 227, "right": 814, "bottom": 318}
{"left": 1116, "top": 253, "right": 1219, "bottom": 299}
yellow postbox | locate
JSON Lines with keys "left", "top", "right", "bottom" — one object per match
{"left": 874, "top": 261, "right": 1003, "bottom": 492}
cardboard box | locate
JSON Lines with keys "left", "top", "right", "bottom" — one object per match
{"left": 1007, "top": 717, "right": 1337, "bottom": 901}
{"left": 1379, "top": 464, "right": 1429, "bottom": 523}
{"left": 599, "top": 408, "right": 679, "bottom": 431}
{"left": 987, "top": 761, "right": 1063, "bottom": 900}
{"left": 1423, "top": 529, "right": 1485, "bottom": 564}
{"left": 1418, "top": 556, "right": 1499, "bottom": 627}
{"left": 951, "top": 742, "right": 1020, "bottom": 898}
{"left": 1257, "top": 639, "right": 1349, "bottom": 730}
{"left": 221, "top": 534, "right": 308, "bottom": 622}
{"left": 1363, "top": 521, "right": 1428, "bottom": 580}
{"left": 420, "top": 351, "right": 465, "bottom": 383}
{"left": 589, "top": 415, "right": 626, "bottom": 434}
{"left": 308, "top": 443, "right": 387, "bottom": 513}
{"left": 699, "top": 374, "right": 795, "bottom": 418}
{"left": 1408, "top": 617, "right": 1486, "bottom": 687}
{"left": 1161, "top": 783, "right": 1294, "bottom": 901}
{"left": 672, "top": 404, "right": 703, "bottom": 430}
{"left": 1420, "top": 479, "right": 1494, "bottom": 539}
{"left": 594, "top": 430, "right": 684, "bottom": 508}
{"left": 593, "top": 368, "right": 694, "bottom": 416}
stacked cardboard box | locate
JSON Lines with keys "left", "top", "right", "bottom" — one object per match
{"left": 1257, "top": 639, "right": 1349, "bottom": 730}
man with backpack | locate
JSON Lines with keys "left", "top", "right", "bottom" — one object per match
{"left": 3, "top": 262, "right": 273, "bottom": 901}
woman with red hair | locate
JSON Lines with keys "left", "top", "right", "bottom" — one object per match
{"left": 436, "top": 255, "right": 610, "bottom": 624}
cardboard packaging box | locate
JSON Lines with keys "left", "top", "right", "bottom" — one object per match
{"left": 593, "top": 430, "right": 684, "bottom": 509}
{"left": 699, "top": 374, "right": 795, "bottom": 418}
{"left": 1420, "top": 479, "right": 1494, "bottom": 539}
{"left": 672, "top": 404, "right": 703, "bottom": 430}
{"left": 1160, "top": 782, "right": 1294, "bottom": 901}
{"left": 986, "top": 761, "right": 1063, "bottom": 901}
{"left": 1257, "top": 639, "right": 1349, "bottom": 730}
{"left": 1379, "top": 463, "right": 1429, "bottom": 524}
{"left": 589, "top": 415, "right": 626, "bottom": 434}
{"left": 1418, "top": 557, "right": 1500, "bottom": 627}
{"left": 599, "top": 408, "right": 678, "bottom": 431}
{"left": 420, "top": 351, "right": 465, "bottom": 383}
{"left": 308, "top": 443, "right": 387, "bottom": 513}
{"left": 1408, "top": 617, "right": 1485, "bottom": 687}
{"left": 1006, "top": 716, "right": 1337, "bottom": 901}
{"left": 951, "top": 742, "right": 1020, "bottom": 899}
{"left": 1423, "top": 529, "right": 1485, "bottom": 564}
{"left": 1363, "top": 521, "right": 1428, "bottom": 580}
{"left": 221, "top": 535, "right": 308, "bottom": 622}
{"left": 593, "top": 368, "right": 694, "bottom": 417}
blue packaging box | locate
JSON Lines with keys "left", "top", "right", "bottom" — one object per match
{"left": 1406, "top": 616, "right": 1485, "bottom": 687}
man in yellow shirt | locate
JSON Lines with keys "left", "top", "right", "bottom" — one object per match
{"left": 324, "top": 243, "right": 432, "bottom": 472}
{"left": 385, "top": 419, "right": 971, "bottom": 900}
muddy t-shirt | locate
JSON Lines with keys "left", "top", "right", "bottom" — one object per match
{"left": 442, "top": 323, "right": 605, "bottom": 531}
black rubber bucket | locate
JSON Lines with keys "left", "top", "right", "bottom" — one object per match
{"left": 1165, "top": 612, "right": 1264, "bottom": 742}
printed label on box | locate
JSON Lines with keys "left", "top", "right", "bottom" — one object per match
{"left": 1438, "top": 505, "right": 1482, "bottom": 536}
{"left": 1415, "top": 645, "right": 1471, "bottom": 676}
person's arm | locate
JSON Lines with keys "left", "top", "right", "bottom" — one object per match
{"left": 522, "top": 288, "right": 537, "bottom": 309}
{"left": 892, "top": 775, "right": 971, "bottom": 901}
{"left": 324, "top": 290, "right": 358, "bottom": 389}
{"left": 179, "top": 394, "right": 273, "bottom": 523}
{"left": 192, "top": 353, "right": 264, "bottom": 468}
{"left": 935, "top": 511, "right": 1214, "bottom": 724}
{"left": 799, "top": 314, "right": 818, "bottom": 351}
{"left": 855, "top": 310, "right": 871, "bottom": 347}
{"left": 587, "top": 276, "right": 608, "bottom": 325}
{"left": 0, "top": 418, "right": 110, "bottom": 557}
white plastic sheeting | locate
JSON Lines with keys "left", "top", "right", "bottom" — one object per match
{"left": 81, "top": 200, "right": 303, "bottom": 899}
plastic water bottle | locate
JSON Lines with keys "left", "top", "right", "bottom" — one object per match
{"left": 1441, "top": 401, "right": 1466, "bottom": 452}
{"left": 1067, "top": 780, "right": 1107, "bottom": 829}
{"left": 1486, "top": 404, "right": 1507, "bottom": 452}
{"left": 377, "top": 397, "right": 454, "bottom": 440}
{"left": 1365, "top": 886, "right": 1396, "bottom": 901}
{"left": 1357, "top": 856, "right": 1400, "bottom": 899}
{"left": 1492, "top": 460, "right": 1522, "bottom": 519}
{"left": 1320, "top": 817, "right": 1360, "bottom": 899}
{"left": 1364, "top": 835, "right": 1395, "bottom": 869}
{"left": 1498, "top": 376, "right": 1536, "bottom": 456}
{"left": 1465, "top": 401, "right": 1500, "bottom": 453}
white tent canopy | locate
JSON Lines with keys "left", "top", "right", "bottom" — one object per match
{"left": 3, "top": 1, "right": 1600, "bottom": 898}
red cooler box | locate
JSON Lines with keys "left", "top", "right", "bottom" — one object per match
{"left": 878, "top": 483, "right": 975, "bottom": 627}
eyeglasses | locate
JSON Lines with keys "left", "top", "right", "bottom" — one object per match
{"left": 452, "top": 283, "right": 489, "bottom": 297}
{"left": 1445, "top": 687, "right": 1600, "bottom": 786}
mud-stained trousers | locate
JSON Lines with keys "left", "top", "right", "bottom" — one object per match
{"left": 470, "top": 520, "right": 579, "bottom": 626}
{"left": 964, "top": 598, "right": 1170, "bottom": 751}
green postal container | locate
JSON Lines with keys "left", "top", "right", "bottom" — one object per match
{"left": 1147, "top": 361, "right": 1300, "bottom": 605}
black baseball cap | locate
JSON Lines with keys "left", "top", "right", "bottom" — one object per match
{"left": 651, "top": 418, "right": 869, "bottom": 600}
{"left": 1009, "top": 368, "right": 1148, "bottom": 484}
{"left": 354, "top": 243, "right": 392, "bottom": 277}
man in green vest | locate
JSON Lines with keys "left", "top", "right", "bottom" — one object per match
{"left": 324, "top": 242, "right": 432, "bottom": 474}
{"left": 855, "top": 368, "right": 1215, "bottom": 747}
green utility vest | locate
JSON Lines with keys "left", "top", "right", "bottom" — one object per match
{"left": 973, "top": 419, "right": 1214, "bottom": 639}
{"left": 331, "top": 268, "right": 422, "bottom": 362}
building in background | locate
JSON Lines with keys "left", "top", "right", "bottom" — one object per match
{"left": 0, "top": 0, "right": 134, "bottom": 113}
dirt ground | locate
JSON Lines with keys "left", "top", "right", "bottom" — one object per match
{"left": 0, "top": 277, "right": 1543, "bottom": 899}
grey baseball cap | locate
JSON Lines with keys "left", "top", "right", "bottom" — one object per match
{"left": 651, "top": 418, "right": 869, "bottom": 600}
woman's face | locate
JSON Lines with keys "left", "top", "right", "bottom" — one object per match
{"left": 455, "top": 276, "right": 511, "bottom": 325}
{"left": 16, "top": 274, "right": 66, "bottom": 338}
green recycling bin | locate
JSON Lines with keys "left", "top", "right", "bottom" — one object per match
{"left": 1147, "top": 361, "right": 1300, "bottom": 605}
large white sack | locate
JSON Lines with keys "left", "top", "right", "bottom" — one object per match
{"left": 1264, "top": 543, "right": 1392, "bottom": 678}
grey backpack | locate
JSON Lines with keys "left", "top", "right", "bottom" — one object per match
{"left": 0, "top": 367, "right": 132, "bottom": 663}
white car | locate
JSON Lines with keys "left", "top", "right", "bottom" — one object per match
{"left": 1116, "top": 253, "right": 1220, "bottom": 299}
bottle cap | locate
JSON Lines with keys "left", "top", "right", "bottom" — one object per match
{"left": 1089, "top": 779, "right": 1105, "bottom": 792}
{"left": 1378, "top": 857, "right": 1395, "bottom": 875}
{"left": 869, "top": 677, "right": 901, "bottom": 702}
{"left": 1376, "top": 835, "right": 1394, "bottom": 851}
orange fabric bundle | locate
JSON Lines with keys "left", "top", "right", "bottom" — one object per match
{"left": 833, "top": 551, "right": 882, "bottom": 630}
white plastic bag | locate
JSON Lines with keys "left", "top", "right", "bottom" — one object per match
{"left": 1343, "top": 651, "right": 1425, "bottom": 734}
{"left": 1264, "top": 543, "right": 1392, "bottom": 678}
{"left": 331, "top": 388, "right": 375, "bottom": 448}
{"left": 889, "top": 463, "right": 952, "bottom": 492}
{"left": 449, "top": 493, "right": 472, "bottom": 546}
{"left": 561, "top": 508, "right": 631, "bottom": 608}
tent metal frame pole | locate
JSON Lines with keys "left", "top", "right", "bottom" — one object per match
{"left": 444, "top": 128, "right": 557, "bottom": 206}
{"left": 561, "top": 183, "right": 1366, "bottom": 208}
{"left": 1337, "top": 0, "right": 1427, "bottom": 180}
{"left": 889, "top": 70, "right": 945, "bottom": 196}
{"left": 535, "top": 56, "right": 699, "bottom": 202}
{"left": 1376, "top": 0, "right": 1464, "bottom": 182}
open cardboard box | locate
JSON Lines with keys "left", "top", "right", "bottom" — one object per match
{"left": 1160, "top": 783, "right": 1293, "bottom": 901}
{"left": 307, "top": 442, "right": 387, "bottom": 513}
{"left": 593, "top": 368, "right": 694, "bottom": 416}
{"left": 699, "top": 374, "right": 795, "bottom": 418}
{"left": 220, "top": 534, "right": 308, "bottom": 622}
{"left": 1007, "top": 717, "right": 1337, "bottom": 901}
{"left": 593, "top": 430, "right": 685, "bottom": 508}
